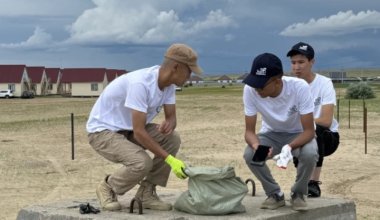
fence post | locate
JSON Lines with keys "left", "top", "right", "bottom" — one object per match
{"left": 363, "top": 99, "right": 366, "bottom": 133}
{"left": 364, "top": 107, "right": 367, "bottom": 154}
{"left": 337, "top": 98, "right": 340, "bottom": 123}
{"left": 348, "top": 99, "right": 351, "bottom": 129}
{"left": 71, "top": 113, "right": 75, "bottom": 160}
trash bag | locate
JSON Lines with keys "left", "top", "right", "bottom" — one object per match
{"left": 174, "top": 166, "right": 248, "bottom": 215}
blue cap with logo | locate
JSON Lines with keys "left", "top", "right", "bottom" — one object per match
{"left": 243, "top": 53, "right": 283, "bottom": 89}
{"left": 287, "top": 42, "right": 314, "bottom": 59}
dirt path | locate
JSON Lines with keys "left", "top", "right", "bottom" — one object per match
{"left": 1, "top": 96, "right": 379, "bottom": 219}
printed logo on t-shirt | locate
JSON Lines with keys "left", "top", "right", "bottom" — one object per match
{"left": 287, "top": 105, "right": 298, "bottom": 117}
{"left": 314, "top": 97, "right": 321, "bottom": 107}
{"left": 256, "top": 68, "right": 267, "bottom": 76}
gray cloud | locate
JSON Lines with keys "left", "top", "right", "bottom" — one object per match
{"left": 280, "top": 10, "right": 380, "bottom": 37}
{"left": 0, "top": 26, "right": 54, "bottom": 49}
{"left": 66, "top": 1, "right": 235, "bottom": 45}
{"left": 0, "top": 1, "right": 380, "bottom": 71}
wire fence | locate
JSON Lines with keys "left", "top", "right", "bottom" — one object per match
{"left": 336, "top": 98, "right": 369, "bottom": 154}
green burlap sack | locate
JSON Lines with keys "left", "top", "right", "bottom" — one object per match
{"left": 174, "top": 166, "right": 248, "bottom": 215}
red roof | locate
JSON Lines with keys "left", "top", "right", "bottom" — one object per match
{"left": 26, "top": 66, "right": 45, "bottom": 83}
{"left": 45, "top": 68, "right": 61, "bottom": 83}
{"left": 106, "top": 69, "right": 127, "bottom": 82}
{"left": 0, "top": 65, "right": 26, "bottom": 83}
{"left": 61, "top": 68, "right": 107, "bottom": 83}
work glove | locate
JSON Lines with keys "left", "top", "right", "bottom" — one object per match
{"left": 273, "top": 144, "right": 293, "bottom": 169}
{"left": 165, "top": 154, "right": 188, "bottom": 179}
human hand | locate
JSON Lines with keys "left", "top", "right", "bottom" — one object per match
{"left": 273, "top": 144, "right": 293, "bottom": 169}
{"left": 157, "top": 121, "right": 174, "bottom": 135}
{"left": 164, "top": 155, "right": 187, "bottom": 179}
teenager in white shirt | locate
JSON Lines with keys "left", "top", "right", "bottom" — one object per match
{"left": 287, "top": 42, "right": 340, "bottom": 198}
{"left": 86, "top": 43, "right": 203, "bottom": 211}
{"left": 243, "top": 53, "right": 318, "bottom": 211}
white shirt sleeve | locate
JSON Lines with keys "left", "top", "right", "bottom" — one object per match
{"left": 321, "top": 79, "right": 336, "bottom": 105}
{"left": 243, "top": 85, "right": 257, "bottom": 116}
{"left": 164, "top": 85, "right": 176, "bottom": 105}
{"left": 125, "top": 82, "right": 148, "bottom": 113}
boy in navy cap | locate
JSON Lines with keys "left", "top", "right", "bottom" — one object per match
{"left": 287, "top": 42, "right": 340, "bottom": 198}
{"left": 242, "top": 53, "right": 318, "bottom": 211}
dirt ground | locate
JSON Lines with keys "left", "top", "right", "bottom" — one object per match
{"left": 1, "top": 92, "right": 380, "bottom": 220}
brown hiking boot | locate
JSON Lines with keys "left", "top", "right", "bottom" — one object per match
{"left": 135, "top": 181, "right": 172, "bottom": 211}
{"left": 96, "top": 176, "right": 121, "bottom": 211}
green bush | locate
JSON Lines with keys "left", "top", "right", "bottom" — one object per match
{"left": 345, "top": 82, "right": 375, "bottom": 99}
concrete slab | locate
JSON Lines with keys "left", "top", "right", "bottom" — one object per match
{"left": 17, "top": 192, "right": 356, "bottom": 220}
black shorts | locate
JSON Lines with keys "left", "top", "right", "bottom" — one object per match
{"left": 315, "top": 124, "right": 340, "bottom": 158}
{"left": 294, "top": 124, "right": 340, "bottom": 167}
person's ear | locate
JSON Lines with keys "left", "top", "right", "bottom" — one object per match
{"left": 172, "top": 62, "right": 180, "bottom": 73}
{"left": 274, "top": 77, "right": 281, "bottom": 85}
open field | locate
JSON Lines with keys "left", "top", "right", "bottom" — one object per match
{"left": 1, "top": 84, "right": 380, "bottom": 219}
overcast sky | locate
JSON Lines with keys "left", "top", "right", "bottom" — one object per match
{"left": 1, "top": 0, "right": 379, "bottom": 75}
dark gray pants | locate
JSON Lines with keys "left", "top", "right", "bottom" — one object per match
{"left": 243, "top": 132, "right": 318, "bottom": 196}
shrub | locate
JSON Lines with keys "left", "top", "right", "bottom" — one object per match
{"left": 345, "top": 82, "right": 375, "bottom": 99}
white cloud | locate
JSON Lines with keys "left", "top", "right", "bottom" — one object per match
{"left": 280, "top": 10, "right": 380, "bottom": 37}
{"left": 0, "top": 26, "right": 54, "bottom": 49}
{"left": 66, "top": 0, "right": 235, "bottom": 44}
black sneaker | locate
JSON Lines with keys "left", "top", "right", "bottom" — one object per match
{"left": 308, "top": 180, "right": 322, "bottom": 198}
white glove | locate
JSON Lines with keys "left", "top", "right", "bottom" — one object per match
{"left": 273, "top": 144, "right": 293, "bottom": 169}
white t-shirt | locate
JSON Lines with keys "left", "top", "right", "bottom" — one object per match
{"left": 310, "top": 74, "right": 339, "bottom": 132}
{"left": 86, "top": 65, "right": 176, "bottom": 132}
{"left": 243, "top": 76, "right": 314, "bottom": 133}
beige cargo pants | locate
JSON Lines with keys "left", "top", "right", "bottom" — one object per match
{"left": 88, "top": 123, "right": 181, "bottom": 195}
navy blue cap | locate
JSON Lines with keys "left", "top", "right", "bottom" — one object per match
{"left": 287, "top": 42, "right": 314, "bottom": 59}
{"left": 243, "top": 53, "right": 283, "bottom": 89}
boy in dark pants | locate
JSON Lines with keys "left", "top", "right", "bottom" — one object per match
{"left": 242, "top": 53, "right": 318, "bottom": 211}
{"left": 287, "top": 42, "right": 340, "bottom": 197}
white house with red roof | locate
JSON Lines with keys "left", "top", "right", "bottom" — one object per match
{"left": 45, "top": 68, "right": 62, "bottom": 95}
{"left": 0, "top": 65, "right": 30, "bottom": 97}
{"left": 60, "top": 68, "right": 108, "bottom": 96}
{"left": 26, "top": 66, "right": 48, "bottom": 95}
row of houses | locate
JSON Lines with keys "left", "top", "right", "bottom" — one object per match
{"left": 0, "top": 65, "right": 127, "bottom": 97}
{"left": 0, "top": 64, "right": 248, "bottom": 97}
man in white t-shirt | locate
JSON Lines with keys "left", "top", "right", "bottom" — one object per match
{"left": 242, "top": 53, "right": 318, "bottom": 211}
{"left": 86, "top": 43, "right": 203, "bottom": 211}
{"left": 287, "top": 42, "right": 340, "bottom": 198}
